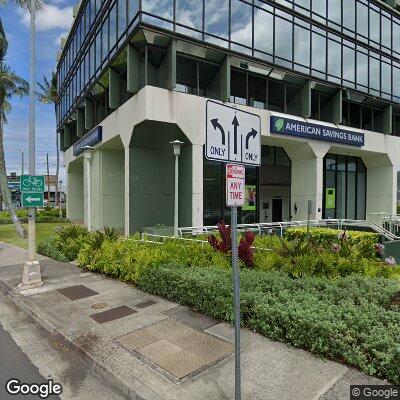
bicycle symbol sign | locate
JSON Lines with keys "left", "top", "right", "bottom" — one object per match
{"left": 20, "top": 175, "right": 45, "bottom": 193}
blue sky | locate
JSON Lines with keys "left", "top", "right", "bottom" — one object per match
{"left": 1, "top": 0, "right": 74, "bottom": 184}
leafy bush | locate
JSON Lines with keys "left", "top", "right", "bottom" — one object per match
{"left": 0, "top": 208, "right": 67, "bottom": 224}
{"left": 138, "top": 263, "right": 400, "bottom": 384}
{"left": 285, "top": 227, "right": 379, "bottom": 258}
{"left": 77, "top": 237, "right": 231, "bottom": 282}
{"left": 53, "top": 224, "right": 90, "bottom": 261}
{"left": 37, "top": 237, "right": 69, "bottom": 262}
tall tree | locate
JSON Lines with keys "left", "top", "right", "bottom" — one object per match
{"left": 0, "top": 20, "right": 29, "bottom": 237}
{"left": 37, "top": 72, "right": 59, "bottom": 208}
{"left": 0, "top": 0, "right": 43, "bottom": 10}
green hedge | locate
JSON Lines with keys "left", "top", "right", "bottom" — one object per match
{"left": 138, "top": 263, "right": 400, "bottom": 384}
{"left": 0, "top": 208, "right": 67, "bottom": 224}
{"left": 37, "top": 237, "right": 69, "bottom": 262}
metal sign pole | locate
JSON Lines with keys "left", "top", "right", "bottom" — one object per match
{"left": 231, "top": 205, "right": 241, "bottom": 400}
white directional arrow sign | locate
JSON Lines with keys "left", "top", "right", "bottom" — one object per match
{"left": 206, "top": 100, "right": 261, "bottom": 166}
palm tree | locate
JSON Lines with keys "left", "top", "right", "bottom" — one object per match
{"left": 0, "top": 0, "right": 43, "bottom": 10}
{"left": 37, "top": 73, "right": 59, "bottom": 208}
{"left": 0, "top": 20, "right": 29, "bottom": 237}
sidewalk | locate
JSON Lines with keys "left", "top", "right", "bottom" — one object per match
{"left": 0, "top": 241, "right": 388, "bottom": 400}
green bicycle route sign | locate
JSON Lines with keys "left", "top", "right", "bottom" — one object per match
{"left": 20, "top": 175, "right": 45, "bottom": 193}
{"left": 20, "top": 175, "right": 45, "bottom": 207}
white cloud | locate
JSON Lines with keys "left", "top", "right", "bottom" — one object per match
{"left": 53, "top": 30, "right": 69, "bottom": 46}
{"left": 20, "top": 5, "right": 73, "bottom": 32}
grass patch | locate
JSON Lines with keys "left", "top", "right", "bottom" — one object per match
{"left": 0, "top": 223, "right": 69, "bottom": 249}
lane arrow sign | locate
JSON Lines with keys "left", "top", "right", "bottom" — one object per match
{"left": 211, "top": 118, "right": 226, "bottom": 145}
{"left": 232, "top": 115, "right": 239, "bottom": 155}
{"left": 245, "top": 128, "right": 258, "bottom": 149}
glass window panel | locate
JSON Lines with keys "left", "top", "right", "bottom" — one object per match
{"left": 176, "top": 0, "right": 202, "bottom": 31}
{"left": 109, "top": 4, "right": 117, "bottom": 49}
{"left": 248, "top": 74, "right": 266, "bottom": 109}
{"left": 336, "top": 155, "right": 346, "bottom": 219}
{"left": 328, "top": 38, "right": 341, "bottom": 78}
{"left": 382, "top": 16, "right": 391, "bottom": 49}
{"left": 96, "top": 0, "right": 101, "bottom": 15}
{"left": 294, "top": 0, "right": 310, "bottom": 16}
{"left": 394, "top": 23, "right": 400, "bottom": 54}
{"left": 254, "top": 8, "right": 273, "bottom": 54}
{"left": 230, "top": 69, "right": 247, "bottom": 105}
{"left": 356, "top": 160, "right": 366, "bottom": 219}
{"left": 102, "top": 18, "right": 109, "bottom": 62}
{"left": 95, "top": 30, "right": 101, "bottom": 71}
{"left": 356, "top": 50, "right": 368, "bottom": 87}
{"left": 369, "top": 56, "right": 380, "bottom": 92}
{"left": 357, "top": 2, "right": 368, "bottom": 39}
{"left": 231, "top": 0, "right": 252, "bottom": 48}
{"left": 90, "top": 0, "right": 95, "bottom": 22}
{"left": 118, "top": 0, "right": 126, "bottom": 38}
{"left": 203, "top": 160, "right": 223, "bottom": 226}
{"left": 294, "top": 25, "right": 310, "bottom": 67}
{"left": 312, "top": 0, "right": 326, "bottom": 17}
{"left": 205, "top": 0, "right": 228, "bottom": 39}
{"left": 128, "top": 0, "right": 139, "bottom": 20}
{"left": 142, "top": 0, "right": 173, "bottom": 21}
{"left": 275, "top": 16, "right": 292, "bottom": 62}
{"left": 347, "top": 158, "right": 356, "bottom": 219}
{"left": 382, "top": 61, "right": 391, "bottom": 95}
{"left": 312, "top": 32, "right": 326, "bottom": 73}
{"left": 343, "top": 46, "right": 355, "bottom": 82}
{"left": 328, "top": 0, "right": 341, "bottom": 24}
{"left": 369, "top": 9, "right": 380, "bottom": 44}
{"left": 394, "top": 66, "right": 400, "bottom": 99}
{"left": 90, "top": 41, "right": 95, "bottom": 79}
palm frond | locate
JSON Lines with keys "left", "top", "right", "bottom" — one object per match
{"left": 36, "top": 71, "right": 58, "bottom": 104}
{"left": 0, "top": 19, "right": 8, "bottom": 62}
{"left": 0, "top": 0, "right": 45, "bottom": 11}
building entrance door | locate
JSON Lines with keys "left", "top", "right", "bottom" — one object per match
{"left": 272, "top": 198, "right": 283, "bottom": 222}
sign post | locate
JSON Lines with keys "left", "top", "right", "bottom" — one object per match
{"left": 206, "top": 101, "right": 261, "bottom": 400}
{"left": 226, "top": 163, "right": 245, "bottom": 400}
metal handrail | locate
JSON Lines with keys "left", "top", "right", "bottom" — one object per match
{"left": 177, "top": 219, "right": 400, "bottom": 241}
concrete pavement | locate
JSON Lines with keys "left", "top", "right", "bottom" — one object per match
{"left": 0, "top": 241, "right": 389, "bottom": 400}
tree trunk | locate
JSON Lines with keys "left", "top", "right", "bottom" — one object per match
{"left": 0, "top": 122, "right": 27, "bottom": 238}
{"left": 54, "top": 105, "right": 59, "bottom": 211}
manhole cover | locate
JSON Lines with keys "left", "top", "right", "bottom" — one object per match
{"left": 91, "top": 303, "right": 108, "bottom": 309}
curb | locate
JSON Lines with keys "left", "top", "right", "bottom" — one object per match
{"left": 0, "top": 278, "right": 164, "bottom": 400}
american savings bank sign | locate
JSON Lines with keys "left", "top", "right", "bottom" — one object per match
{"left": 270, "top": 116, "right": 364, "bottom": 147}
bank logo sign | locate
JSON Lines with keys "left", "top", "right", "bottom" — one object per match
{"left": 270, "top": 116, "right": 364, "bottom": 147}
{"left": 73, "top": 126, "right": 103, "bottom": 156}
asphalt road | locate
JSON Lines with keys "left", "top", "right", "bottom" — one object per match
{"left": 0, "top": 323, "right": 60, "bottom": 399}
{"left": 0, "top": 292, "right": 127, "bottom": 400}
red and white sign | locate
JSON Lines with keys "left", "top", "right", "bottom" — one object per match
{"left": 226, "top": 164, "right": 245, "bottom": 207}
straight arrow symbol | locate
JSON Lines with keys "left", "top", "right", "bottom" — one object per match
{"left": 232, "top": 115, "right": 239, "bottom": 155}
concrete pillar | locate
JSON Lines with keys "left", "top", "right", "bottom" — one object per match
{"left": 85, "top": 149, "right": 125, "bottom": 231}
{"left": 166, "top": 38, "right": 176, "bottom": 91}
{"left": 285, "top": 142, "right": 329, "bottom": 220}
{"left": 127, "top": 44, "right": 139, "bottom": 94}
{"left": 332, "top": 89, "right": 343, "bottom": 125}
{"left": 221, "top": 56, "right": 230, "bottom": 102}
{"left": 109, "top": 68, "right": 120, "bottom": 109}
{"left": 83, "top": 149, "right": 93, "bottom": 229}
{"left": 77, "top": 108, "right": 85, "bottom": 137}
{"left": 383, "top": 105, "right": 393, "bottom": 135}
{"left": 124, "top": 146, "right": 132, "bottom": 236}
{"left": 85, "top": 98, "right": 95, "bottom": 131}
{"left": 66, "top": 162, "right": 84, "bottom": 223}
{"left": 63, "top": 124, "right": 72, "bottom": 149}
{"left": 364, "top": 154, "right": 396, "bottom": 215}
{"left": 301, "top": 81, "right": 312, "bottom": 118}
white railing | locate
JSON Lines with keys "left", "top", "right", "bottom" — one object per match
{"left": 176, "top": 219, "right": 400, "bottom": 241}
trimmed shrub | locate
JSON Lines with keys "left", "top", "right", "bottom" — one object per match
{"left": 37, "top": 237, "right": 69, "bottom": 262}
{"left": 53, "top": 224, "right": 90, "bottom": 261}
{"left": 138, "top": 263, "right": 400, "bottom": 384}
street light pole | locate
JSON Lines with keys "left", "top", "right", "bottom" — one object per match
{"left": 170, "top": 140, "right": 183, "bottom": 237}
{"left": 19, "top": 148, "right": 24, "bottom": 175}
{"left": 19, "top": 0, "right": 43, "bottom": 290}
